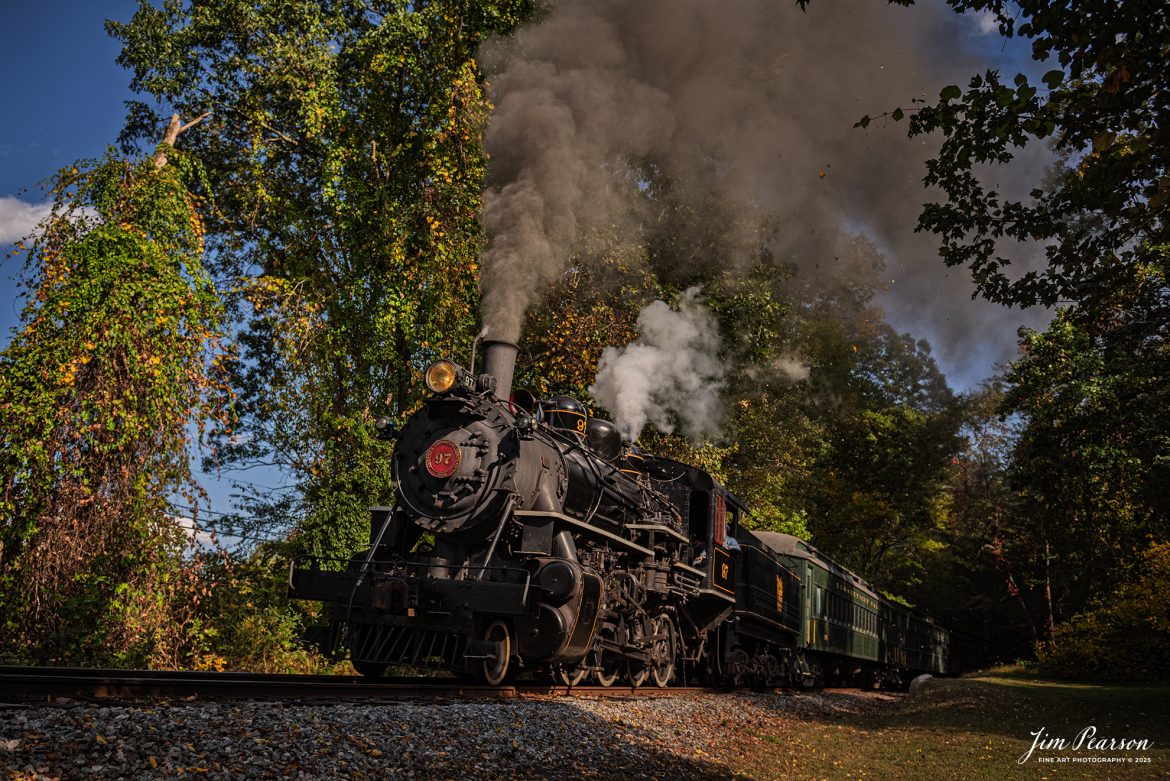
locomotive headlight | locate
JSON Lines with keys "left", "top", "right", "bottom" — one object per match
{"left": 425, "top": 360, "right": 458, "bottom": 393}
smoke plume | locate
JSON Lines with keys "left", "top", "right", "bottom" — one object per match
{"left": 589, "top": 290, "right": 724, "bottom": 441}
{"left": 478, "top": 0, "right": 1051, "bottom": 386}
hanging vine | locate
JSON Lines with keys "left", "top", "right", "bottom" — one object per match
{"left": 0, "top": 120, "right": 232, "bottom": 663}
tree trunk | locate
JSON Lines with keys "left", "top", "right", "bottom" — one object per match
{"left": 1043, "top": 535, "right": 1056, "bottom": 643}
{"left": 152, "top": 112, "right": 211, "bottom": 169}
{"left": 989, "top": 500, "right": 1040, "bottom": 646}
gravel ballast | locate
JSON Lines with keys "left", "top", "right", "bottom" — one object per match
{"left": 2, "top": 689, "right": 901, "bottom": 780}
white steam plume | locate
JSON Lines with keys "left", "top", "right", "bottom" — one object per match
{"left": 589, "top": 289, "right": 724, "bottom": 442}
{"left": 774, "top": 357, "right": 811, "bottom": 383}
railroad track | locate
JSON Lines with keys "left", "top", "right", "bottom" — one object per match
{"left": 0, "top": 666, "right": 709, "bottom": 702}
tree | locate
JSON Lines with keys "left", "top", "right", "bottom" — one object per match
{"left": 849, "top": 0, "right": 1169, "bottom": 312}
{"left": 109, "top": 0, "right": 534, "bottom": 556}
{"left": 1000, "top": 260, "right": 1170, "bottom": 625}
{"left": 906, "top": 252, "right": 1169, "bottom": 657}
{"left": 800, "top": 304, "right": 964, "bottom": 588}
{"left": 701, "top": 263, "right": 822, "bottom": 539}
{"left": 515, "top": 254, "right": 653, "bottom": 400}
{"left": 923, "top": 386, "right": 1040, "bottom": 659}
{"left": 1037, "top": 540, "right": 1170, "bottom": 681}
{"left": 839, "top": 0, "right": 1170, "bottom": 661}
{"left": 876, "top": 2, "right": 1170, "bottom": 580}
{"left": 0, "top": 126, "right": 229, "bottom": 664}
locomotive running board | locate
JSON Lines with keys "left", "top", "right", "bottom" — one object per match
{"left": 672, "top": 562, "right": 706, "bottom": 578}
{"left": 513, "top": 510, "right": 654, "bottom": 556}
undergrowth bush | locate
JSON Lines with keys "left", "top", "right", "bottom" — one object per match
{"left": 1037, "top": 541, "right": 1170, "bottom": 681}
{"left": 0, "top": 529, "right": 339, "bottom": 675}
{"left": 185, "top": 544, "right": 336, "bottom": 674}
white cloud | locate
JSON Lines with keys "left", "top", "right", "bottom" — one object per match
{"left": 972, "top": 10, "right": 1000, "bottom": 35}
{"left": 0, "top": 197, "right": 52, "bottom": 244}
{"left": 171, "top": 513, "right": 217, "bottom": 548}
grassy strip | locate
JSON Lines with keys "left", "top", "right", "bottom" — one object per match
{"left": 719, "top": 675, "right": 1169, "bottom": 780}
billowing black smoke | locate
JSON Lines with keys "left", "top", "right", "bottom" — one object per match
{"left": 478, "top": 0, "right": 1050, "bottom": 389}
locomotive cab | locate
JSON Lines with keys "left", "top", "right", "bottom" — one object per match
{"left": 685, "top": 488, "right": 741, "bottom": 595}
{"left": 637, "top": 457, "right": 742, "bottom": 638}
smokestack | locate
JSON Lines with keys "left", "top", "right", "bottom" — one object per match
{"left": 482, "top": 339, "right": 519, "bottom": 402}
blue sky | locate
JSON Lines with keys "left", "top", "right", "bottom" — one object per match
{"left": 0, "top": 1, "right": 138, "bottom": 336}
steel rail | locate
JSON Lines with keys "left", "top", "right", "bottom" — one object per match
{"left": 0, "top": 666, "right": 711, "bottom": 702}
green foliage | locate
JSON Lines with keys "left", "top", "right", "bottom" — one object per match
{"left": 906, "top": 0, "right": 1169, "bottom": 311}
{"left": 108, "top": 0, "right": 534, "bottom": 557}
{"left": 999, "top": 250, "right": 1170, "bottom": 619}
{"left": 183, "top": 547, "right": 332, "bottom": 674}
{"left": 911, "top": 251, "right": 1170, "bottom": 660}
{"left": 1037, "top": 541, "right": 1170, "bottom": 681}
{"left": 794, "top": 268, "right": 964, "bottom": 588}
{"left": 0, "top": 147, "right": 229, "bottom": 664}
{"left": 721, "top": 391, "right": 818, "bottom": 540}
{"left": 705, "top": 266, "right": 820, "bottom": 540}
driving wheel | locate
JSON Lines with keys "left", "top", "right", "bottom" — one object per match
{"left": 592, "top": 621, "right": 622, "bottom": 687}
{"left": 649, "top": 614, "right": 676, "bottom": 688}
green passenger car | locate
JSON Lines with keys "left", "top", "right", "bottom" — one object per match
{"left": 757, "top": 532, "right": 880, "bottom": 661}
{"left": 755, "top": 531, "right": 949, "bottom": 682}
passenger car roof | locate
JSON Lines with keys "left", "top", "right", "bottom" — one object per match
{"left": 753, "top": 531, "right": 880, "bottom": 600}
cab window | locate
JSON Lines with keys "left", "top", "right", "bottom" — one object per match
{"left": 689, "top": 491, "right": 709, "bottom": 542}
{"left": 713, "top": 494, "right": 726, "bottom": 546}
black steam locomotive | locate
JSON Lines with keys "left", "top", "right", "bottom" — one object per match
{"left": 289, "top": 340, "right": 949, "bottom": 687}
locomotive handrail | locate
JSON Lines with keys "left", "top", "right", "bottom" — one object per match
{"left": 671, "top": 561, "right": 706, "bottom": 577}
{"left": 290, "top": 554, "right": 408, "bottom": 573}
{"left": 292, "top": 554, "right": 527, "bottom": 577}
{"left": 626, "top": 523, "right": 689, "bottom": 543}
{"left": 341, "top": 508, "right": 402, "bottom": 631}
{"left": 513, "top": 509, "right": 654, "bottom": 556}
{"left": 476, "top": 494, "right": 517, "bottom": 581}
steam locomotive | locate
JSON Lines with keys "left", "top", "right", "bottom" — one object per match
{"left": 289, "top": 339, "right": 950, "bottom": 687}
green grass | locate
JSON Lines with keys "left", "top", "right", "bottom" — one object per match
{"left": 720, "top": 676, "right": 1170, "bottom": 780}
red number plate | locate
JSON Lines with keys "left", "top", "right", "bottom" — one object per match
{"left": 424, "top": 439, "right": 462, "bottom": 478}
